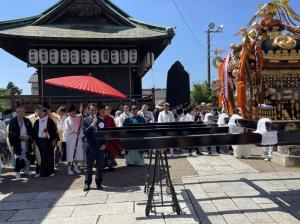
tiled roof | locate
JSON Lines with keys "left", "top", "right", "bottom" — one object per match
{"left": 0, "top": 24, "right": 173, "bottom": 40}
{"left": 0, "top": 0, "right": 175, "bottom": 40}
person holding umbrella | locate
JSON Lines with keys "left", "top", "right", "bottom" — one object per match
{"left": 64, "top": 105, "right": 83, "bottom": 175}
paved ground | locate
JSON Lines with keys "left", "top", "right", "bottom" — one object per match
{"left": 0, "top": 149, "right": 300, "bottom": 224}
{"left": 0, "top": 154, "right": 196, "bottom": 193}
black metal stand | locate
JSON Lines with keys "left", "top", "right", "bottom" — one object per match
{"left": 144, "top": 149, "right": 181, "bottom": 216}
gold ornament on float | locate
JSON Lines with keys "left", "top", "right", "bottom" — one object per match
{"left": 273, "top": 35, "right": 297, "bottom": 49}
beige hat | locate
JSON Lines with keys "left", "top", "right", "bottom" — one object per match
{"left": 155, "top": 100, "right": 165, "bottom": 109}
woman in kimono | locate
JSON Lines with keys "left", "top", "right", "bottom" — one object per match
{"left": 103, "top": 106, "right": 121, "bottom": 170}
{"left": 33, "top": 106, "right": 58, "bottom": 177}
{"left": 123, "top": 105, "right": 146, "bottom": 166}
{"left": 64, "top": 105, "right": 83, "bottom": 175}
{"left": 227, "top": 114, "right": 251, "bottom": 159}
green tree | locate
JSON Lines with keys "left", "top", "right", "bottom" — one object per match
{"left": 191, "top": 81, "right": 218, "bottom": 105}
{"left": 0, "top": 82, "right": 22, "bottom": 96}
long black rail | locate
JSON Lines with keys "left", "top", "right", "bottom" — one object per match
{"left": 99, "top": 126, "right": 228, "bottom": 140}
{"left": 95, "top": 124, "right": 300, "bottom": 216}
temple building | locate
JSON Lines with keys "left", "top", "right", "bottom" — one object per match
{"left": 0, "top": 0, "right": 174, "bottom": 106}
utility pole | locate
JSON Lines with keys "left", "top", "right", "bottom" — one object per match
{"left": 207, "top": 30, "right": 211, "bottom": 87}
{"left": 206, "top": 23, "right": 223, "bottom": 90}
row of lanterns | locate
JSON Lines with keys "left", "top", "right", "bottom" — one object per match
{"left": 28, "top": 49, "right": 138, "bottom": 65}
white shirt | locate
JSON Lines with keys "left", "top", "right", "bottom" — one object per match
{"left": 57, "top": 114, "right": 67, "bottom": 142}
{"left": 138, "top": 110, "right": 155, "bottom": 123}
{"left": 177, "top": 114, "right": 186, "bottom": 122}
{"left": 185, "top": 113, "right": 194, "bottom": 122}
{"left": 158, "top": 111, "right": 175, "bottom": 123}
{"left": 38, "top": 116, "right": 49, "bottom": 138}
{"left": 117, "top": 112, "right": 132, "bottom": 127}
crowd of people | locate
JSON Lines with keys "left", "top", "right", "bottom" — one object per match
{"left": 0, "top": 100, "right": 277, "bottom": 190}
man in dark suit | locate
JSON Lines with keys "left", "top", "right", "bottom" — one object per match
{"left": 82, "top": 103, "right": 106, "bottom": 191}
{"left": 8, "top": 106, "right": 33, "bottom": 179}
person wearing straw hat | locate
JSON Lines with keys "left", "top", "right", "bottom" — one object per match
{"left": 64, "top": 105, "right": 83, "bottom": 174}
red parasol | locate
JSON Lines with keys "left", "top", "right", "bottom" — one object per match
{"left": 45, "top": 73, "right": 127, "bottom": 99}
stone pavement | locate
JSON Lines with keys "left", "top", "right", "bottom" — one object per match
{"left": 0, "top": 152, "right": 300, "bottom": 224}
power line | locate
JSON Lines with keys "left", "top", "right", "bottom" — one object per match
{"left": 171, "top": 0, "right": 207, "bottom": 51}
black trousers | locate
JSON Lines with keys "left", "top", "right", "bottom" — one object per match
{"left": 85, "top": 148, "right": 103, "bottom": 186}
{"left": 36, "top": 139, "right": 54, "bottom": 177}
{"left": 15, "top": 157, "right": 26, "bottom": 172}
{"left": 207, "top": 146, "right": 220, "bottom": 154}
{"left": 61, "top": 142, "right": 67, "bottom": 162}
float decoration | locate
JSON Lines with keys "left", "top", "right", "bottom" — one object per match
{"left": 213, "top": 0, "right": 300, "bottom": 120}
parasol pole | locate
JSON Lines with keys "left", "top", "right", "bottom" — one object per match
{"left": 41, "top": 64, "right": 44, "bottom": 104}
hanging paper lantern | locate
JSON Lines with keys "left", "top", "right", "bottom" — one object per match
{"left": 49, "top": 49, "right": 59, "bottom": 64}
{"left": 91, "top": 50, "right": 100, "bottom": 64}
{"left": 129, "top": 49, "right": 138, "bottom": 64}
{"left": 120, "top": 49, "right": 129, "bottom": 64}
{"left": 28, "top": 49, "right": 38, "bottom": 65}
{"left": 81, "top": 49, "right": 90, "bottom": 64}
{"left": 70, "top": 50, "right": 80, "bottom": 64}
{"left": 101, "top": 49, "right": 110, "bottom": 63}
{"left": 146, "top": 52, "right": 154, "bottom": 67}
{"left": 111, "top": 50, "right": 120, "bottom": 64}
{"left": 39, "top": 49, "right": 49, "bottom": 65}
{"left": 60, "top": 49, "right": 70, "bottom": 64}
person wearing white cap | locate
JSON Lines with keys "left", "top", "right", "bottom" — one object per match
{"left": 254, "top": 118, "right": 278, "bottom": 161}
{"left": 216, "top": 113, "right": 229, "bottom": 154}
{"left": 217, "top": 113, "right": 229, "bottom": 127}
{"left": 227, "top": 114, "right": 251, "bottom": 159}
{"left": 203, "top": 112, "right": 218, "bottom": 155}
{"left": 153, "top": 100, "right": 165, "bottom": 122}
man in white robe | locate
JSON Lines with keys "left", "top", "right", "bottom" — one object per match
{"left": 254, "top": 118, "right": 278, "bottom": 161}
{"left": 228, "top": 114, "right": 251, "bottom": 159}
{"left": 158, "top": 102, "right": 176, "bottom": 158}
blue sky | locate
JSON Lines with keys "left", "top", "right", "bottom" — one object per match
{"left": 0, "top": 0, "right": 299, "bottom": 94}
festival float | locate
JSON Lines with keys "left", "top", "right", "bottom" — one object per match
{"left": 213, "top": 0, "right": 300, "bottom": 121}
{"left": 213, "top": 0, "right": 300, "bottom": 166}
